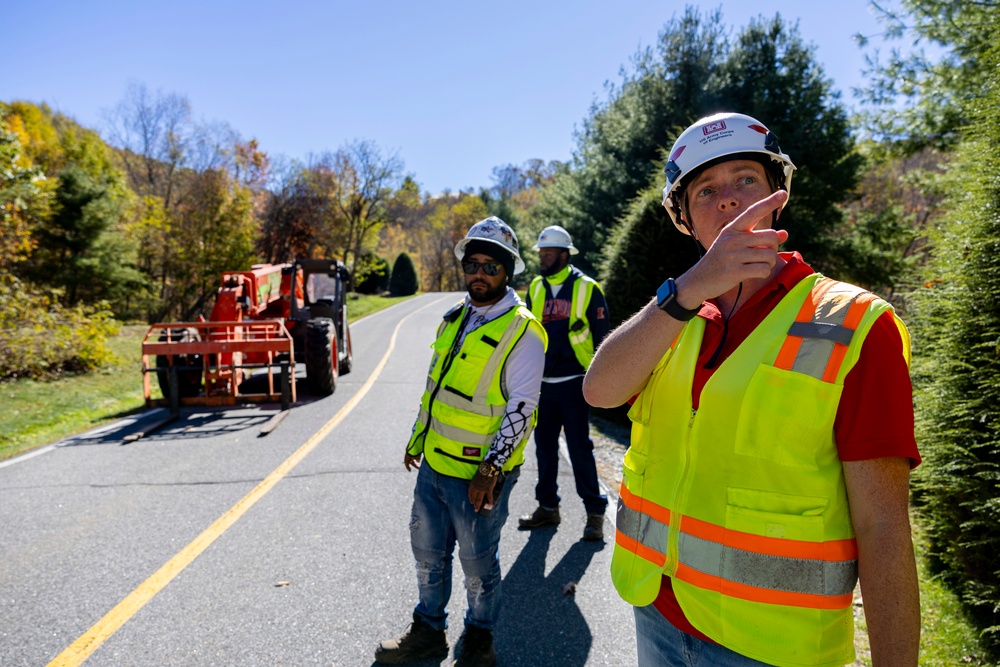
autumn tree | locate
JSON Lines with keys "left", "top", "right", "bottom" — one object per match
{"left": 1, "top": 101, "right": 151, "bottom": 317}
{"left": 0, "top": 105, "right": 119, "bottom": 378}
{"left": 0, "top": 112, "right": 51, "bottom": 274}
{"left": 103, "top": 84, "right": 266, "bottom": 320}
{"left": 328, "top": 140, "right": 404, "bottom": 283}
{"left": 259, "top": 158, "right": 327, "bottom": 262}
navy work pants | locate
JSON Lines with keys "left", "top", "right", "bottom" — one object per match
{"left": 532, "top": 376, "right": 608, "bottom": 516}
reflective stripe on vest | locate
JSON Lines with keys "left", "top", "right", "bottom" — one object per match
{"left": 422, "top": 319, "right": 526, "bottom": 419}
{"left": 774, "top": 277, "right": 878, "bottom": 383}
{"left": 567, "top": 278, "right": 592, "bottom": 351}
{"left": 615, "top": 485, "right": 857, "bottom": 610}
{"left": 415, "top": 406, "right": 495, "bottom": 447}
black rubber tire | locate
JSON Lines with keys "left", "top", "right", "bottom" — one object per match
{"left": 305, "top": 318, "right": 337, "bottom": 395}
{"left": 155, "top": 328, "right": 202, "bottom": 399}
{"left": 339, "top": 324, "right": 353, "bottom": 376}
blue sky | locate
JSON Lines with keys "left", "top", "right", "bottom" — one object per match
{"left": 4, "top": 1, "right": 912, "bottom": 194}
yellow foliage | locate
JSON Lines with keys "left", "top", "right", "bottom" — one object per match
{"left": 6, "top": 101, "right": 64, "bottom": 170}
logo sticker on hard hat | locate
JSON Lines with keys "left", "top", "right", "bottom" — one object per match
{"left": 702, "top": 120, "right": 727, "bottom": 135}
{"left": 479, "top": 220, "right": 517, "bottom": 249}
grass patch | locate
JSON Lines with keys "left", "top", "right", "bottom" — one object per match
{"left": 347, "top": 292, "right": 417, "bottom": 319}
{"left": 911, "top": 518, "right": 991, "bottom": 666}
{"left": 0, "top": 324, "right": 149, "bottom": 461}
{"left": 0, "top": 293, "right": 415, "bottom": 462}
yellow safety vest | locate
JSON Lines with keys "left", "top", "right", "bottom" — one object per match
{"left": 528, "top": 265, "right": 600, "bottom": 370}
{"left": 611, "top": 274, "right": 910, "bottom": 667}
{"left": 407, "top": 301, "right": 547, "bottom": 479}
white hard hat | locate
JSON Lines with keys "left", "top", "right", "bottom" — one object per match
{"left": 454, "top": 216, "right": 525, "bottom": 275}
{"left": 661, "top": 112, "right": 796, "bottom": 235}
{"left": 532, "top": 225, "right": 579, "bottom": 255}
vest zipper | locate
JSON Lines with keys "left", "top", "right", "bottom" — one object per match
{"left": 667, "top": 408, "right": 698, "bottom": 573}
{"left": 414, "top": 311, "right": 467, "bottom": 446}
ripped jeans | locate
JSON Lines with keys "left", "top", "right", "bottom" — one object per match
{"left": 409, "top": 462, "right": 519, "bottom": 632}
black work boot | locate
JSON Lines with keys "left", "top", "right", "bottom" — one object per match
{"left": 583, "top": 513, "right": 605, "bottom": 541}
{"left": 374, "top": 614, "right": 449, "bottom": 664}
{"left": 453, "top": 625, "right": 496, "bottom": 667}
{"left": 518, "top": 505, "right": 560, "bottom": 530}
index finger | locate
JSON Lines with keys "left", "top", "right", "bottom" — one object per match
{"left": 724, "top": 190, "right": 788, "bottom": 233}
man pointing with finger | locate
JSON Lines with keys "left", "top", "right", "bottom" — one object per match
{"left": 584, "top": 113, "right": 921, "bottom": 666}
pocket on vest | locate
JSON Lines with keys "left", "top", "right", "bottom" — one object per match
{"left": 726, "top": 487, "right": 829, "bottom": 541}
{"left": 734, "top": 365, "right": 841, "bottom": 471}
{"left": 446, "top": 351, "right": 492, "bottom": 399}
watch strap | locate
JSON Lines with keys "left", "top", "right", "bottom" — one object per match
{"left": 657, "top": 278, "right": 700, "bottom": 321}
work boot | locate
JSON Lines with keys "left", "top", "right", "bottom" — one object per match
{"left": 583, "top": 513, "right": 605, "bottom": 541}
{"left": 453, "top": 625, "right": 496, "bottom": 667}
{"left": 374, "top": 614, "right": 449, "bottom": 664}
{"left": 518, "top": 505, "right": 560, "bottom": 530}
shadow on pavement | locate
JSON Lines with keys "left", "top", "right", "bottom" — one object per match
{"left": 496, "top": 528, "right": 605, "bottom": 666}
{"left": 57, "top": 369, "right": 340, "bottom": 447}
{"left": 55, "top": 406, "right": 278, "bottom": 447}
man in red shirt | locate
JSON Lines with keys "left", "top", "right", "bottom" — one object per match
{"left": 584, "top": 113, "right": 920, "bottom": 667}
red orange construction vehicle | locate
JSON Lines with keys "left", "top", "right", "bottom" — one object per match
{"left": 141, "top": 259, "right": 353, "bottom": 411}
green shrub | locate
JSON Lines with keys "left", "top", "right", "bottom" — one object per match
{"left": 598, "top": 185, "right": 700, "bottom": 326}
{"left": 907, "top": 31, "right": 1000, "bottom": 658}
{"left": 0, "top": 279, "right": 120, "bottom": 380}
{"left": 390, "top": 252, "right": 419, "bottom": 297}
{"left": 355, "top": 253, "right": 391, "bottom": 294}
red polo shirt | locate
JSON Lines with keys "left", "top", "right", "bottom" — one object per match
{"left": 651, "top": 252, "right": 920, "bottom": 640}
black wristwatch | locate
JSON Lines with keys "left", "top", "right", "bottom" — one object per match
{"left": 656, "top": 278, "right": 700, "bottom": 322}
{"left": 477, "top": 461, "right": 502, "bottom": 477}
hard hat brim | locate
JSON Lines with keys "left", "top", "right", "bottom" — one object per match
{"left": 531, "top": 242, "right": 579, "bottom": 255}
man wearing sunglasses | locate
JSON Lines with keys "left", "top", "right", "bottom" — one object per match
{"left": 377, "top": 217, "right": 546, "bottom": 667}
{"left": 519, "top": 225, "right": 611, "bottom": 541}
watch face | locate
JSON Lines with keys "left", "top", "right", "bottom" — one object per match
{"left": 656, "top": 278, "right": 676, "bottom": 307}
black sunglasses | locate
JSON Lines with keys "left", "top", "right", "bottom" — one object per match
{"left": 462, "top": 260, "right": 503, "bottom": 277}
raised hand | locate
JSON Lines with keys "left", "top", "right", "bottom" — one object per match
{"left": 676, "top": 190, "right": 789, "bottom": 308}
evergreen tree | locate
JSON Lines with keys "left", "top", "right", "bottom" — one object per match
{"left": 536, "top": 7, "right": 869, "bottom": 312}
{"left": 389, "top": 252, "right": 419, "bottom": 296}
{"left": 533, "top": 6, "right": 725, "bottom": 276}
{"left": 901, "top": 4, "right": 1000, "bottom": 656}
{"left": 599, "top": 185, "right": 700, "bottom": 326}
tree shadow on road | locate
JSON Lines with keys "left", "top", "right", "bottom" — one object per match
{"left": 496, "top": 528, "right": 605, "bottom": 666}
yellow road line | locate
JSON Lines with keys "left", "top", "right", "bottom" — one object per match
{"left": 47, "top": 295, "right": 450, "bottom": 667}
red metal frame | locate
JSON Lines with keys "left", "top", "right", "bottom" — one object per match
{"left": 141, "top": 320, "right": 296, "bottom": 407}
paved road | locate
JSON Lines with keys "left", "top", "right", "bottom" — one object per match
{"left": 0, "top": 293, "right": 636, "bottom": 666}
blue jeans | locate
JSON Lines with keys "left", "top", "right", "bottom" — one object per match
{"left": 533, "top": 377, "right": 608, "bottom": 515}
{"left": 634, "top": 604, "right": 774, "bottom": 667}
{"left": 410, "top": 463, "right": 519, "bottom": 632}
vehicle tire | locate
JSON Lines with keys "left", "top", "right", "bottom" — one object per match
{"left": 339, "top": 324, "right": 353, "bottom": 376}
{"left": 155, "top": 328, "right": 203, "bottom": 399}
{"left": 305, "top": 317, "right": 337, "bottom": 395}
